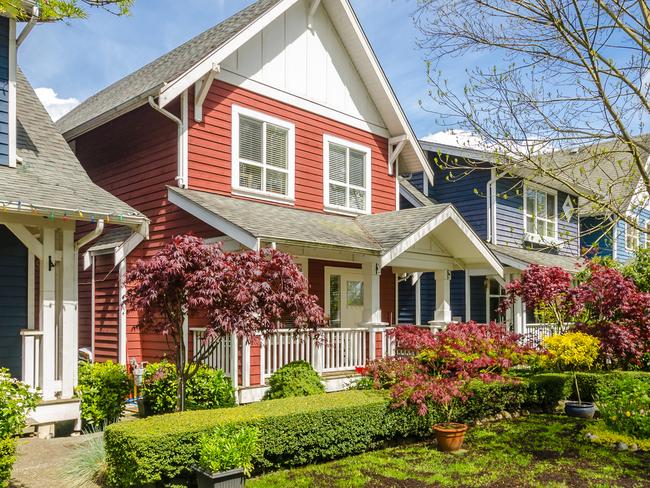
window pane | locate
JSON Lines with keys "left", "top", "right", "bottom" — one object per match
{"left": 547, "top": 194, "right": 556, "bottom": 218}
{"left": 329, "top": 144, "right": 347, "bottom": 183}
{"left": 349, "top": 150, "right": 365, "bottom": 187}
{"left": 346, "top": 280, "right": 364, "bottom": 306}
{"left": 329, "top": 275, "right": 341, "bottom": 327}
{"left": 349, "top": 188, "right": 366, "bottom": 211}
{"left": 536, "top": 218, "right": 545, "bottom": 237}
{"left": 526, "top": 192, "right": 535, "bottom": 217}
{"left": 547, "top": 220, "right": 556, "bottom": 238}
{"left": 526, "top": 216, "right": 534, "bottom": 233}
{"left": 266, "top": 124, "right": 288, "bottom": 169}
{"left": 239, "top": 162, "right": 262, "bottom": 190}
{"left": 329, "top": 184, "right": 347, "bottom": 207}
{"left": 489, "top": 278, "right": 501, "bottom": 295}
{"left": 265, "top": 169, "right": 287, "bottom": 195}
{"left": 239, "top": 116, "right": 263, "bottom": 163}
{"left": 536, "top": 191, "right": 547, "bottom": 218}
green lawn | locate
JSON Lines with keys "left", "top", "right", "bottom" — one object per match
{"left": 249, "top": 415, "right": 650, "bottom": 487}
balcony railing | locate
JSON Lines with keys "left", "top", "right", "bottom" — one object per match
{"left": 21, "top": 329, "right": 43, "bottom": 391}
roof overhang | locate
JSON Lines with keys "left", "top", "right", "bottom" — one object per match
{"left": 157, "top": 0, "right": 432, "bottom": 184}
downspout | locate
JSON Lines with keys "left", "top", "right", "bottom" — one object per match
{"left": 75, "top": 219, "right": 105, "bottom": 252}
{"left": 486, "top": 170, "right": 498, "bottom": 244}
{"left": 148, "top": 95, "right": 187, "bottom": 188}
{"left": 17, "top": 3, "right": 39, "bottom": 47}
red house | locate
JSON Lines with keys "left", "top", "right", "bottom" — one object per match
{"left": 58, "top": 0, "right": 502, "bottom": 401}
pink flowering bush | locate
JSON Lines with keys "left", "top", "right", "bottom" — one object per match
{"left": 393, "top": 325, "right": 436, "bottom": 352}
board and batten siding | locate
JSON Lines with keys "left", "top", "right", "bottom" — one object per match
{"left": 220, "top": 0, "right": 385, "bottom": 133}
{"left": 0, "top": 17, "right": 10, "bottom": 165}
{"left": 425, "top": 157, "right": 490, "bottom": 240}
{"left": 188, "top": 79, "right": 395, "bottom": 214}
{"left": 0, "top": 225, "right": 27, "bottom": 377}
{"left": 495, "top": 178, "right": 580, "bottom": 257}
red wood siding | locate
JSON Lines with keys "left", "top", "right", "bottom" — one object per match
{"left": 93, "top": 254, "right": 119, "bottom": 362}
{"left": 188, "top": 80, "right": 396, "bottom": 214}
{"left": 381, "top": 266, "right": 396, "bottom": 325}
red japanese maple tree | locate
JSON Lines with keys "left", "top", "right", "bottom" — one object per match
{"left": 125, "top": 235, "right": 324, "bottom": 410}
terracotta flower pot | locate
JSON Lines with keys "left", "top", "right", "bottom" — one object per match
{"left": 432, "top": 422, "right": 468, "bottom": 452}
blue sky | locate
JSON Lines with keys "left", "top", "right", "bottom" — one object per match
{"left": 17, "top": 0, "right": 451, "bottom": 137}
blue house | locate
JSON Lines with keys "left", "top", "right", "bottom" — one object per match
{"left": 398, "top": 139, "right": 585, "bottom": 335}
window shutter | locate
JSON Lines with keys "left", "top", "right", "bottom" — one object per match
{"left": 239, "top": 115, "right": 263, "bottom": 163}
{"left": 266, "top": 124, "right": 288, "bottom": 169}
{"left": 329, "top": 143, "right": 347, "bottom": 183}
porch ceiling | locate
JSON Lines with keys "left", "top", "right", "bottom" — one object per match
{"left": 168, "top": 187, "right": 503, "bottom": 276}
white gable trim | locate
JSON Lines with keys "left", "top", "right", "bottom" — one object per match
{"left": 379, "top": 206, "right": 504, "bottom": 277}
{"left": 167, "top": 188, "right": 259, "bottom": 250}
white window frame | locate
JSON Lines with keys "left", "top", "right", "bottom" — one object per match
{"left": 323, "top": 134, "right": 372, "bottom": 215}
{"left": 231, "top": 105, "right": 295, "bottom": 204}
{"left": 523, "top": 183, "right": 560, "bottom": 245}
{"left": 625, "top": 215, "right": 640, "bottom": 252}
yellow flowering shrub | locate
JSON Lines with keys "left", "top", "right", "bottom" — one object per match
{"left": 542, "top": 332, "right": 600, "bottom": 371}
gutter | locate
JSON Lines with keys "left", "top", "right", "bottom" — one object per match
{"left": 16, "top": 2, "right": 39, "bottom": 47}
{"left": 75, "top": 219, "right": 105, "bottom": 252}
{"left": 148, "top": 95, "right": 187, "bottom": 188}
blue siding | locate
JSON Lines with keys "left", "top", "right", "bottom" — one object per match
{"left": 450, "top": 271, "right": 466, "bottom": 321}
{"left": 469, "top": 276, "right": 486, "bottom": 323}
{"left": 0, "top": 225, "right": 27, "bottom": 377}
{"left": 495, "top": 179, "right": 580, "bottom": 257}
{"left": 581, "top": 216, "right": 614, "bottom": 257}
{"left": 420, "top": 272, "right": 435, "bottom": 323}
{"left": 397, "top": 279, "right": 416, "bottom": 324}
{"left": 614, "top": 208, "right": 650, "bottom": 262}
{"left": 426, "top": 153, "right": 490, "bottom": 239}
{"left": 0, "top": 18, "right": 9, "bottom": 164}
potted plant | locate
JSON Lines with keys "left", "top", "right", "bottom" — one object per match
{"left": 542, "top": 332, "right": 600, "bottom": 419}
{"left": 194, "top": 424, "right": 259, "bottom": 488}
{"left": 431, "top": 379, "right": 470, "bottom": 452}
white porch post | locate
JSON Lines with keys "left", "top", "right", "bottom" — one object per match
{"left": 61, "top": 230, "right": 76, "bottom": 399}
{"left": 433, "top": 269, "right": 452, "bottom": 323}
{"left": 40, "top": 228, "right": 56, "bottom": 401}
{"left": 362, "top": 261, "right": 384, "bottom": 326}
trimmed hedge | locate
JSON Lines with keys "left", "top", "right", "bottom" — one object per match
{"left": 0, "top": 436, "right": 15, "bottom": 488}
{"left": 265, "top": 361, "right": 324, "bottom": 399}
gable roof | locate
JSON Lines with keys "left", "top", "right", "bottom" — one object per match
{"left": 487, "top": 243, "right": 584, "bottom": 273}
{"left": 399, "top": 176, "right": 436, "bottom": 207}
{"left": 0, "top": 68, "right": 147, "bottom": 229}
{"left": 57, "top": 0, "right": 431, "bottom": 181}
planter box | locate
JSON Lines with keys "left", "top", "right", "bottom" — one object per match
{"left": 195, "top": 467, "right": 245, "bottom": 488}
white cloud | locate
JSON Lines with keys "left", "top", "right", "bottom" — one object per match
{"left": 34, "top": 87, "right": 80, "bottom": 121}
{"left": 421, "top": 130, "right": 493, "bottom": 151}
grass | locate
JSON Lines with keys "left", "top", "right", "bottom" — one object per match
{"left": 249, "top": 415, "right": 650, "bottom": 488}
{"left": 61, "top": 432, "right": 107, "bottom": 488}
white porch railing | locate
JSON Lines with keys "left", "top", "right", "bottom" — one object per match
{"left": 523, "top": 323, "right": 557, "bottom": 345}
{"left": 190, "top": 326, "right": 396, "bottom": 388}
{"left": 21, "top": 330, "right": 43, "bottom": 391}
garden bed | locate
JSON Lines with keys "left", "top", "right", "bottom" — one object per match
{"left": 250, "top": 415, "right": 650, "bottom": 487}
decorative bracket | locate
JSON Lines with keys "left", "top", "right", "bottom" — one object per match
{"left": 388, "top": 135, "right": 407, "bottom": 175}
{"left": 193, "top": 64, "right": 221, "bottom": 122}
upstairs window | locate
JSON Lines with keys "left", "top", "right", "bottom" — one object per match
{"left": 231, "top": 105, "right": 295, "bottom": 203}
{"left": 324, "top": 135, "right": 371, "bottom": 214}
{"left": 625, "top": 217, "right": 640, "bottom": 251}
{"left": 524, "top": 185, "right": 557, "bottom": 241}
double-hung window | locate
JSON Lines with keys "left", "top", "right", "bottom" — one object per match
{"left": 625, "top": 217, "right": 640, "bottom": 251}
{"left": 324, "top": 135, "right": 371, "bottom": 214}
{"left": 524, "top": 185, "right": 557, "bottom": 242}
{"left": 231, "top": 105, "right": 295, "bottom": 202}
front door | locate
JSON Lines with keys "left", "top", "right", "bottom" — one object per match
{"left": 325, "top": 268, "right": 364, "bottom": 327}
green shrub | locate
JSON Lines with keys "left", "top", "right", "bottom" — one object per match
{"left": 198, "top": 425, "right": 259, "bottom": 476}
{"left": 0, "top": 436, "right": 15, "bottom": 488}
{"left": 265, "top": 361, "right": 324, "bottom": 400}
{"left": 141, "top": 362, "right": 235, "bottom": 414}
{"left": 597, "top": 376, "right": 650, "bottom": 439}
{"left": 77, "top": 361, "right": 131, "bottom": 427}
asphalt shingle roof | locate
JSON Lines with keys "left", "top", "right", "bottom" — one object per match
{"left": 399, "top": 176, "right": 437, "bottom": 206}
{"left": 57, "top": 0, "right": 282, "bottom": 135}
{"left": 0, "top": 69, "right": 146, "bottom": 221}
{"left": 169, "top": 187, "right": 449, "bottom": 252}
{"left": 487, "top": 243, "right": 584, "bottom": 272}
{"left": 86, "top": 226, "right": 134, "bottom": 253}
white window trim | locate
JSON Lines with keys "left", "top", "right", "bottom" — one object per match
{"left": 625, "top": 215, "right": 640, "bottom": 252}
{"left": 323, "top": 134, "right": 372, "bottom": 215}
{"left": 231, "top": 104, "right": 295, "bottom": 204}
{"left": 523, "top": 182, "right": 560, "bottom": 245}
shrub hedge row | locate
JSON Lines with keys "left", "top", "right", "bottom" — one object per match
{"left": 0, "top": 436, "right": 15, "bottom": 488}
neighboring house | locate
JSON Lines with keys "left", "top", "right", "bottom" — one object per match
{"left": 0, "top": 6, "right": 148, "bottom": 436}
{"left": 575, "top": 137, "right": 650, "bottom": 263}
{"left": 57, "top": 0, "right": 503, "bottom": 401}
{"left": 398, "top": 139, "right": 584, "bottom": 337}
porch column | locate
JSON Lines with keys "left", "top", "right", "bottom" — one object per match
{"left": 362, "top": 261, "right": 384, "bottom": 326}
{"left": 40, "top": 228, "right": 56, "bottom": 401}
{"left": 433, "top": 269, "right": 452, "bottom": 323}
{"left": 61, "top": 230, "right": 76, "bottom": 399}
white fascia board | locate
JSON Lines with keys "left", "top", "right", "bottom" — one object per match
{"left": 399, "top": 185, "right": 423, "bottom": 209}
{"left": 167, "top": 188, "right": 259, "bottom": 250}
{"left": 159, "top": 0, "right": 301, "bottom": 108}
{"left": 334, "top": 0, "right": 433, "bottom": 185}
{"left": 380, "top": 206, "right": 504, "bottom": 277}
{"left": 114, "top": 232, "right": 145, "bottom": 266}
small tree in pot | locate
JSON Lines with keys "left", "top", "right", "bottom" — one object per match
{"left": 195, "top": 425, "right": 259, "bottom": 488}
{"left": 542, "top": 331, "right": 601, "bottom": 418}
